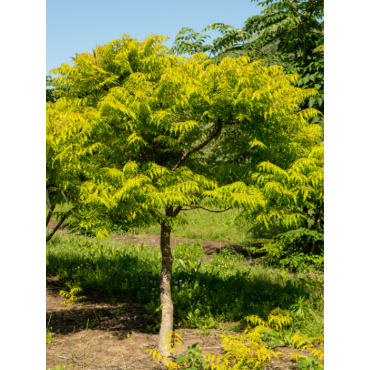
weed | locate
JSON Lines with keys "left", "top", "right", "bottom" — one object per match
{"left": 59, "top": 282, "right": 86, "bottom": 306}
{"left": 86, "top": 318, "right": 97, "bottom": 329}
{"left": 113, "top": 307, "right": 125, "bottom": 320}
{"left": 290, "top": 334, "right": 324, "bottom": 369}
{"left": 290, "top": 296, "right": 311, "bottom": 318}
{"left": 46, "top": 330, "right": 59, "bottom": 344}
{"left": 46, "top": 315, "right": 59, "bottom": 344}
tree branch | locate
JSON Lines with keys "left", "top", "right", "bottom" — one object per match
{"left": 46, "top": 214, "right": 68, "bottom": 243}
{"left": 47, "top": 186, "right": 78, "bottom": 202}
{"left": 140, "top": 148, "right": 150, "bottom": 162}
{"left": 152, "top": 129, "right": 165, "bottom": 162}
{"left": 46, "top": 205, "right": 55, "bottom": 227}
{"left": 172, "top": 119, "right": 223, "bottom": 171}
{"left": 60, "top": 191, "right": 84, "bottom": 220}
{"left": 173, "top": 205, "right": 183, "bottom": 217}
{"left": 182, "top": 205, "right": 231, "bottom": 213}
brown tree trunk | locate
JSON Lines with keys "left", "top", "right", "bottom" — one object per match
{"left": 158, "top": 209, "right": 174, "bottom": 358}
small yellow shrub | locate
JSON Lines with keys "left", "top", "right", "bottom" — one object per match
{"left": 147, "top": 310, "right": 323, "bottom": 370}
{"left": 59, "top": 282, "right": 86, "bottom": 306}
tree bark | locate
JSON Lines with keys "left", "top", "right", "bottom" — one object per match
{"left": 158, "top": 210, "right": 174, "bottom": 358}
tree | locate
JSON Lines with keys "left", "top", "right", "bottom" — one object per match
{"left": 244, "top": 0, "right": 324, "bottom": 122}
{"left": 48, "top": 34, "right": 321, "bottom": 357}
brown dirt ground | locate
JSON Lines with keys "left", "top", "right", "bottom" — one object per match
{"left": 47, "top": 278, "right": 317, "bottom": 370}
{"left": 47, "top": 221, "right": 322, "bottom": 369}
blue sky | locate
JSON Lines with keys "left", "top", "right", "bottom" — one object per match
{"left": 47, "top": 0, "right": 262, "bottom": 75}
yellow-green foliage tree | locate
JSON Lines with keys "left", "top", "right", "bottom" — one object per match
{"left": 47, "top": 34, "right": 321, "bottom": 357}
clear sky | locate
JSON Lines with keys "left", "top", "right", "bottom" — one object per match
{"left": 47, "top": 0, "right": 263, "bottom": 75}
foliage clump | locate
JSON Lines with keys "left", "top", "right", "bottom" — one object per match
{"left": 147, "top": 309, "right": 324, "bottom": 369}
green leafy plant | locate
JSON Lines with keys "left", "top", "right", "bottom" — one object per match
{"left": 86, "top": 318, "right": 98, "bottom": 329}
{"left": 295, "top": 355, "right": 324, "bottom": 370}
{"left": 260, "top": 328, "right": 282, "bottom": 349}
{"left": 59, "top": 282, "right": 86, "bottom": 306}
{"left": 290, "top": 334, "right": 324, "bottom": 369}
{"left": 113, "top": 307, "right": 125, "bottom": 320}
{"left": 46, "top": 315, "right": 59, "bottom": 344}
{"left": 46, "top": 330, "right": 59, "bottom": 344}
{"left": 290, "top": 296, "right": 311, "bottom": 318}
{"left": 176, "top": 343, "right": 206, "bottom": 370}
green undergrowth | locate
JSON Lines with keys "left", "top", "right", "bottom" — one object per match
{"left": 46, "top": 233, "right": 323, "bottom": 338}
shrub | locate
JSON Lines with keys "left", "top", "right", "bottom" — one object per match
{"left": 262, "top": 228, "right": 324, "bottom": 272}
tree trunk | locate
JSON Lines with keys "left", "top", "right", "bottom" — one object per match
{"left": 158, "top": 212, "right": 174, "bottom": 358}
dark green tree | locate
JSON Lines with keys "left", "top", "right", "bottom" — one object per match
{"left": 46, "top": 75, "right": 57, "bottom": 103}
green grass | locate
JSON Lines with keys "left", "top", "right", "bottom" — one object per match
{"left": 48, "top": 206, "right": 249, "bottom": 245}
{"left": 140, "top": 208, "right": 249, "bottom": 244}
{"left": 46, "top": 233, "right": 323, "bottom": 339}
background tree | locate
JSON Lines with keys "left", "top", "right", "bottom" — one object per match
{"left": 48, "top": 34, "right": 321, "bottom": 357}
{"left": 170, "top": 0, "right": 324, "bottom": 124}
{"left": 46, "top": 75, "right": 57, "bottom": 103}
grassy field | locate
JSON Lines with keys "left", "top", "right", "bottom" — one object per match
{"left": 46, "top": 233, "right": 324, "bottom": 339}
{"left": 140, "top": 207, "right": 249, "bottom": 243}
